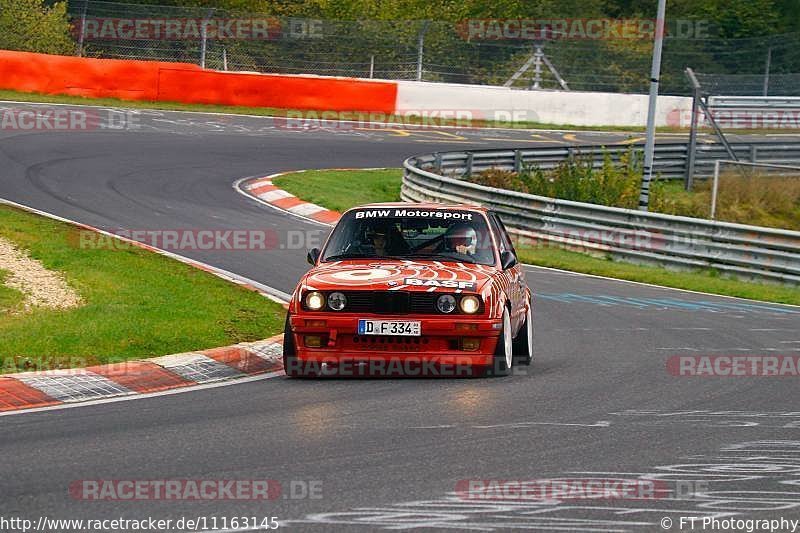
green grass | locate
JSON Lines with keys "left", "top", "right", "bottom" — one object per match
{"left": 0, "top": 88, "right": 778, "bottom": 134}
{"left": 0, "top": 269, "right": 24, "bottom": 314}
{"left": 0, "top": 205, "right": 285, "bottom": 373}
{"left": 653, "top": 177, "right": 800, "bottom": 231}
{"left": 272, "top": 168, "right": 800, "bottom": 306}
{"left": 273, "top": 169, "right": 402, "bottom": 213}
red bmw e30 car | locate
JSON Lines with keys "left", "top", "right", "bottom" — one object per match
{"left": 283, "top": 203, "right": 533, "bottom": 377}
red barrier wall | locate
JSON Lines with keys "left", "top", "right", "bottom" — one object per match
{"left": 0, "top": 50, "right": 398, "bottom": 113}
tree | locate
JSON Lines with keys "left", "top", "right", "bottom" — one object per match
{"left": 0, "top": 0, "right": 75, "bottom": 55}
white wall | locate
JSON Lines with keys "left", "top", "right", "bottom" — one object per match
{"left": 395, "top": 80, "right": 693, "bottom": 128}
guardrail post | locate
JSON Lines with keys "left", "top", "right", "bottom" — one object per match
{"left": 750, "top": 145, "right": 758, "bottom": 162}
{"left": 464, "top": 152, "right": 474, "bottom": 178}
{"left": 514, "top": 150, "right": 522, "bottom": 173}
{"left": 434, "top": 152, "right": 442, "bottom": 173}
{"left": 684, "top": 68, "right": 701, "bottom": 191}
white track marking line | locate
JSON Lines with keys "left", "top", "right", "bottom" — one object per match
{"left": 0, "top": 99, "right": 691, "bottom": 135}
{"left": 473, "top": 421, "right": 611, "bottom": 429}
{"left": 524, "top": 264, "right": 800, "bottom": 309}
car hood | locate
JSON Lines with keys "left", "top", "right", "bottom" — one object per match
{"left": 303, "top": 259, "right": 498, "bottom": 294}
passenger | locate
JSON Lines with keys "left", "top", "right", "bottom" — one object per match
{"left": 443, "top": 223, "right": 478, "bottom": 256}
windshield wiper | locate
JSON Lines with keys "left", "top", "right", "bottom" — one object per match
{"left": 326, "top": 253, "right": 419, "bottom": 262}
{"left": 323, "top": 253, "right": 372, "bottom": 261}
{"left": 408, "top": 253, "right": 477, "bottom": 264}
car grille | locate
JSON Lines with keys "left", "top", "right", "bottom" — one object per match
{"left": 342, "top": 291, "right": 439, "bottom": 315}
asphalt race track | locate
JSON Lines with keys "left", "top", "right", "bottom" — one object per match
{"left": 1, "top": 102, "right": 799, "bottom": 532}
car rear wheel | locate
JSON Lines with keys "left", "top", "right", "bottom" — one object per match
{"left": 490, "top": 307, "right": 513, "bottom": 377}
{"left": 513, "top": 300, "right": 533, "bottom": 366}
{"left": 282, "top": 315, "right": 307, "bottom": 378}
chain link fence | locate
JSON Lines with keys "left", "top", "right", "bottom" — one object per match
{"left": 61, "top": 0, "right": 800, "bottom": 96}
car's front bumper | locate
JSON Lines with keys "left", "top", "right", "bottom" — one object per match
{"left": 288, "top": 314, "right": 502, "bottom": 376}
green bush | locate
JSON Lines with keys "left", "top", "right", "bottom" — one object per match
{"left": 0, "top": 0, "right": 75, "bottom": 55}
{"left": 468, "top": 148, "right": 644, "bottom": 208}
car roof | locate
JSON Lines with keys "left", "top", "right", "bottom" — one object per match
{"left": 348, "top": 202, "right": 491, "bottom": 214}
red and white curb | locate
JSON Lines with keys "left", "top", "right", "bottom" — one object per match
{"left": 236, "top": 171, "right": 346, "bottom": 226}
{"left": 0, "top": 337, "right": 284, "bottom": 413}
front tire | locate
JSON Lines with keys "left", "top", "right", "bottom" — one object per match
{"left": 490, "top": 307, "right": 513, "bottom": 377}
{"left": 282, "top": 315, "right": 306, "bottom": 378}
{"left": 513, "top": 300, "right": 534, "bottom": 366}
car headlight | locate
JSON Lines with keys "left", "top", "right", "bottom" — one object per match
{"left": 305, "top": 291, "right": 325, "bottom": 310}
{"left": 436, "top": 294, "right": 457, "bottom": 314}
{"left": 459, "top": 295, "right": 481, "bottom": 314}
{"left": 328, "top": 292, "right": 347, "bottom": 311}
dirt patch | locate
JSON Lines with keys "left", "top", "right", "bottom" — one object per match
{"left": 0, "top": 237, "right": 83, "bottom": 311}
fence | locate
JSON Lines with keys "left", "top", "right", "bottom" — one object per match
{"left": 401, "top": 144, "right": 800, "bottom": 284}
{"left": 411, "top": 141, "right": 800, "bottom": 182}
{"left": 57, "top": 0, "right": 800, "bottom": 96}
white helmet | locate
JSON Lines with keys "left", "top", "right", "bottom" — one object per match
{"left": 444, "top": 223, "right": 477, "bottom": 254}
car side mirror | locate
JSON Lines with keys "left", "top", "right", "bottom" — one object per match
{"left": 500, "top": 250, "right": 517, "bottom": 270}
{"left": 307, "top": 248, "right": 320, "bottom": 265}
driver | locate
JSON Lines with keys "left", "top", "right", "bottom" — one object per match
{"left": 443, "top": 223, "right": 478, "bottom": 256}
{"left": 368, "top": 227, "right": 390, "bottom": 256}
{"left": 366, "top": 223, "right": 409, "bottom": 256}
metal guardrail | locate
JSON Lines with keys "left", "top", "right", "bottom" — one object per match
{"left": 402, "top": 144, "right": 800, "bottom": 285}
{"left": 413, "top": 141, "right": 800, "bottom": 181}
{"left": 708, "top": 96, "right": 800, "bottom": 109}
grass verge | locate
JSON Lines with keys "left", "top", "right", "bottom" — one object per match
{"left": 0, "top": 205, "right": 285, "bottom": 372}
{"left": 271, "top": 168, "right": 800, "bottom": 305}
{"left": 1, "top": 88, "right": 785, "bottom": 134}
{"left": 273, "top": 169, "right": 402, "bottom": 213}
{"left": 0, "top": 269, "right": 24, "bottom": 314}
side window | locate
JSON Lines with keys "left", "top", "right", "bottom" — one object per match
{"left": 489, "top": 213, "right": 516, "bottom": 257}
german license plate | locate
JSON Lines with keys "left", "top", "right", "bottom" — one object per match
{"left": 358, "top": 319, "right": 421, "bottom": 336}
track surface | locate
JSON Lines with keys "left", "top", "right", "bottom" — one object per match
{"left": 1, "top": 103, "right": 799, "bottom": 532}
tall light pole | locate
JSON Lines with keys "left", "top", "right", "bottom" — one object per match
{"left": 637, "top": 0, "right": 667, "bottom": 212}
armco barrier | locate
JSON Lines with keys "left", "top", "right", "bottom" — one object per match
{"left": 412, "top": 141, "right": 800, "bottom": 181}
{"left": 0, "top": 50, "right": 397, "bottom": 113}
{"left": 402, "top": 145, "right": 800, "bottom": 284}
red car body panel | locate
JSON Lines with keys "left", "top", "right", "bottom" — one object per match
{"left": 286, "top": 203, "right": 531, "bottom": 376}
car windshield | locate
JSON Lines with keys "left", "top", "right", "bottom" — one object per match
{"left": 321, "top": 208, "right": 496, "bottom": 266}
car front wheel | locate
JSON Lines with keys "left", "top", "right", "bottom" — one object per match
{"left": 513, "top": 300, "right": 534, "bottom": 366}
{"left": 282, "top": 315, "right": 307, "bottom": 378}
{"left": 490, "top": 307, "right": 513, "bottom": 377}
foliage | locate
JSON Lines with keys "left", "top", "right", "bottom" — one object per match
{"left": 0, "top": 0, "right": 75, "bottom": 55}
{"left": 469, "top": 148, "right": 643, "bottom": 208}
{"left": 468, "top": 153, "right": 800, "bottom": 230}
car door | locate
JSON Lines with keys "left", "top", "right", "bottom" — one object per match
{"left": 488, "top": 212, "right": 526, "bottom": 332}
